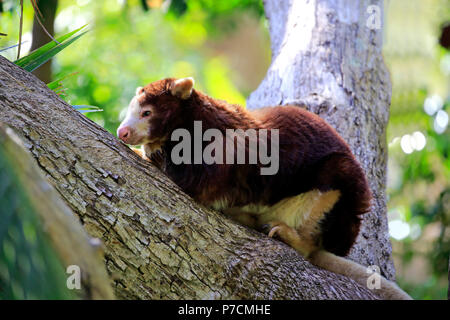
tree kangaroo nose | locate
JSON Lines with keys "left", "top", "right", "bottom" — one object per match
{"left": 118, "top": 126, "right": 130, "bottom": 142}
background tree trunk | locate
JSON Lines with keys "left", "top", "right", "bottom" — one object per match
{"left": 0, "top": 0, "right": 395, "bottom": 300}
{"left": 248, "top": 0, "right": 395, "bottom": 280}
{"left": 30, "top": 0, "right": 58, "bottom": 83}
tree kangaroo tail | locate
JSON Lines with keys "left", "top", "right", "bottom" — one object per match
{"left": 308, "top": 250, "right": 412, "bottom": 300}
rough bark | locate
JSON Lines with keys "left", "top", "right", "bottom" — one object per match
{"left": 0, "top": 124, "right": 115, "bottom": 299}
{"left": 0, "top": 55, "right": 379, "bottom": 299}
{"left": 249, "top": 0, "right": 395, "bottom": 279}
{"left": 30, "top": 0, "right": 58, "bottom": 83}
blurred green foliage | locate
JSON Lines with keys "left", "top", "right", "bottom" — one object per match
{"left": 0, "top": 137, "right": 74, "bottom": 300}
{"left": 384, "top": 0, "right": 449, "bottom": 300}
{"left": 1, "top": 0, "right": 266, "bottom": 133}
{"left": 0, "top": 0, "right": 448, "bottom": 300}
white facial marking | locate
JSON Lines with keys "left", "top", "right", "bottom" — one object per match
{"left": 121, "top": 96, "right": 140, "bottom": 128}
{"left": 117, "top": 94, "right": 153, "bottom": 145}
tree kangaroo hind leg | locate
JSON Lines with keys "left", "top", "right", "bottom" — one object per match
{"left": 259, "top": 189, "right": 412, "bottom": 300}
{"left": 259, "top": 189, "right": 342, "bottom": 257}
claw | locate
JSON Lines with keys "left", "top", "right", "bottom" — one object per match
{"left": 268, "top": 226, "right": 281, "bottom": 238}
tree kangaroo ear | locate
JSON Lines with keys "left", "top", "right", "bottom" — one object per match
{"left": 170, "top": 77, "right": 194, "bottom": 99}
{"left": 136, "top": 86, "right": 144, "bottom": 96}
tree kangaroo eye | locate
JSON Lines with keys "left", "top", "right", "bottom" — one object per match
{"left": 142, "top": 111, "right": 151, "bottom": 117}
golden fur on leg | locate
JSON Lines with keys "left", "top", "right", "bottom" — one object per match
{"left": 295, "top": 190, "right": 341, "bottom": 247}
{"left": 262, "top": 190, "right": 341, "bottom": 256}
{"left": 266, "top": 221, "right": 317, "bottom": 257}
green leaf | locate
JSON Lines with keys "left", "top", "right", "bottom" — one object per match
{"left": 14, "top": 25, "right": 88, "bottom": 72}
{"left": 47, "top": 72, "right": 78, "bottom": 90}
{"left": 47, "top": 81, "right": 61, "bottom": 90}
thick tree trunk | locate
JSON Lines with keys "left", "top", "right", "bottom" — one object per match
{"left": 0, "top": 54, "right": 378, "bottom": 299}
{"left": 249, "top": 0, "right": 395, "bottom": 279}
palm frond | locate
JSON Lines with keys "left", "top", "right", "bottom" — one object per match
{"left": 14, "top": 25, "right": 88, "bottom": 72}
